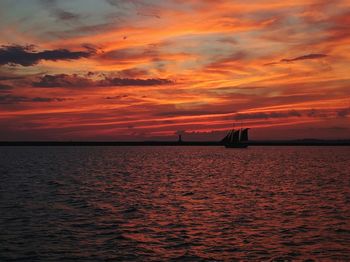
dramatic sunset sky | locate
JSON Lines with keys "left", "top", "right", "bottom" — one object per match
{"left": 0, "top": 0, "right": 349, "bottom": 141}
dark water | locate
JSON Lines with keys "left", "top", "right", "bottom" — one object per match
{"left": 0, "top": 146, "right": 350, "bottom": 261}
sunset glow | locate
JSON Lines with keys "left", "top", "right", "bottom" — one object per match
{"left": 1, "top": 0, "right": 349, "bottom": 140}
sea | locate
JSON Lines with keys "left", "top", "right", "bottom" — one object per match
{"left": 0, "top": 146, "right": 349, "bottom": 261}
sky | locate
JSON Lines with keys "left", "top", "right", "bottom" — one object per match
{"left": 0, "top": 0, "right": 349, "bottom": 141}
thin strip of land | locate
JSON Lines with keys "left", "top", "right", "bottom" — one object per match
{"left": 0, "top": 140, "right": 349, "bottom": 146}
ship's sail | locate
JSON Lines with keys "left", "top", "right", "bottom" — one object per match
{"left": 221, "top": 130, "right": 233, "bottom": 143}
{"left": 240, "top": 128, "right": 249, "bottom": 141}
{"left": 232, "top": 130, "right": 240, "bottom": 143}
{"left": 222, "top": 126, "right": 249, "bottom": 148}
{"left": 222, "top": 127, "right": 249, "bottom": 146}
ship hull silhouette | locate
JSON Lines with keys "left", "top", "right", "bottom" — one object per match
{"left": 222, "top": 128, "right": 249, "bottom": 148}
{"left": 225, "top": 143, "right": 248, "bottom": 148}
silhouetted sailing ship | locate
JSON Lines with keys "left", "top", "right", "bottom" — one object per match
{"left": 222, "top": 128, "right": 249, "bottom": 148}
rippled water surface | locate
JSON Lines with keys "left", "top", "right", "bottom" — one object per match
{"left": 1, "top": 146, "right": 350, "bottom": 261}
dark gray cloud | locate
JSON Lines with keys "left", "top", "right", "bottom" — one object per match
{"left": 337, "top": 107, "right": 350, "bottom": 117}
{"left": 235, "top": 108, "right": 349, "bottom": 121}
{"left": 0, "top": 74, "right": 24, "bottom": 80}
{"left": 53, "top": 10, "right": 80, "bottom": 21}
{"left": 105, "top": 0, "right": 125, "bottom": 7}
{"left": 32, "top": 73, "right": 173, "bottom": 87}
{"left": 0, "top": 94, "right": 66, "bottom": 104}
{"left": 0, "top": 45, "right": 93, "bottom": 66}
{"left": 99, "top": 77, "right": 173, "bottom": 86}
{"left": 40, "top": 0, "right": 80, "bottom": 21}
{"left": 105, "top": 0, "right": 121, "bottom": 6}
{"left": 218, "top": 37, "right": 238, "bottom": 45}
{"left": 105, "top": 95, "right": 128, "bottom": 99}
{"left": 327, "top": 126, "right": 349, "bottom": 131}
{"left": 47, "top": 22, "right": 117, "bottom": 39}
{"left": 31, "top": 97, "right": 66, "bottom": 102}
{"left": 32, "top": 74, "right": 95, "bottom": 88}
{"left": 157, "top": 109, "right": 232, "bottom": 117}
{"left": 40, "top": 0, "right": 56, "bottom": 4}
{"left": 0, "top": 83, "right": 13, "bottom": 91}
{"left": 117, "top": 68, "right": 149, "bottom": 78}
{"left": 137, "top": 11, "right": 161, "bottom": 19}
{"left": 265, "top": 53, "right": 327, "bottom": 65}
{"left": 281, "top": 54, "right": 327, "bottom": 62}
{"left": 307, "top": 109, "right": 329, "bottom": 118}
{"left": 235, "top": 110, "right": 301, "bottom": 120}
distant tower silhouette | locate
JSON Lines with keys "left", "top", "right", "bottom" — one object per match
{"left": 178, "top": 134, "right": 182, "bottom": 143}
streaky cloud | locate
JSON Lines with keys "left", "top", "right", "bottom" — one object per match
{"left": 265, "top": 53, "right": 327, "bottom": 65}
{"left": 32, "top": 74, "right": 95, "bottom": 88}
{"left": 0, "top": 94, "right": 67, "bottom": 104}
{"left": 235, "top": 110, "right": 302, "bottom": 120}
{"left": 99, "top": 77, "right": 173, "bottom": 86}
{"left": 337, "top": 107, "right": 350, "bottom": 117}
{"left": 0, "top": 45, "right": 93, "bottom": 67}
{"left": 54, "top": 10, "right": 80, "bottom": 21}
{"left": 32, "top": 73, "right": 173, "bottom": 88}
{"left": 281, "top": 54, "right": 328, "bottom": 63}
{"left": 0, "top": 83, "right": 13, "bottom": 91}
{"left": 0, "top": 74, "right": 25, "bottom": 80}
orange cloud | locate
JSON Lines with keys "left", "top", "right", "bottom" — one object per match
{"left": 0, "top": 0, "right": 349, "bottom": 140}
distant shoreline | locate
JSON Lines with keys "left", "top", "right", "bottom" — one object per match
{"left": 1, "top": 140, "right": 350, "bottom": 146}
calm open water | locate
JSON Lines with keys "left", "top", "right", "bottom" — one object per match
{"left": 0, "top": 146, "right": 350, "bottom": 261}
